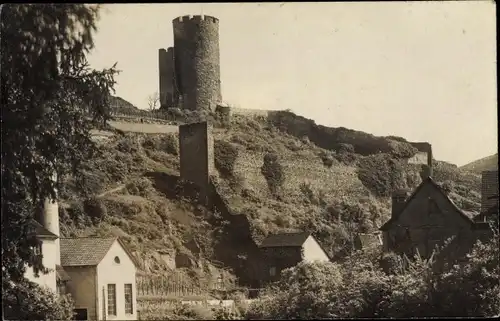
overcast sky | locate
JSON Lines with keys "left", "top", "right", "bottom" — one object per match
{"left": 87, "top": 2, "right": 497, "bottom": 166}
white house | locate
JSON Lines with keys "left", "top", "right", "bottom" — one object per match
{"left": 60, "top": 237, "right": 138, "bottom": 321}
{"left": 26, "top": 196, "right": 138, "bottom": 321}
{"left": 26, "top": 197, "right": 67, "bottom": 294}
{"left": 25, "top": 220, "right": 61, "bottom": 292}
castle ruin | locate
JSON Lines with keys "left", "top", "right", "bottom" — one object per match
{"left": 159, "top": 15, "right": 222, "bottom": 111}
{"left": 179, "top": 121, "right": 215, "bottom": 203}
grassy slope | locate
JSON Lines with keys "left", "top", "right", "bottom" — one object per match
{"left": 59, "top": 109, "right": 481, "bottom": 290}
{"left": 460, "top": 153, "right": 498, "bottom": 173}
{"left": 213, "top": 114, "right": 481, "bottom": 257}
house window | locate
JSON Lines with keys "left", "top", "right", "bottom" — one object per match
{"left": 114, "top": 256, "right": 120, "bottom": 264}
{"left": 269, "top": 266, "right": 276, "bottom": 277}
{"left": 33, "top": 244, "right": 42, "bottom": 256}
{"left": 124, "top": 283, "right": 133, "bottom": 314}
{"left": 107, "top": 284, "right": 117, "bottom": 316}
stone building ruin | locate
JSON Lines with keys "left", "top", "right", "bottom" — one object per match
{"left": 159, "top": 15, "right": 222, "bottom": 111}
{"left": 178, "top": 121, "right": 215, "bottom": 203}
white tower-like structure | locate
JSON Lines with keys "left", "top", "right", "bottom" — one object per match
{"left": 43, "top": 172, "right": 60, "bottom": 265}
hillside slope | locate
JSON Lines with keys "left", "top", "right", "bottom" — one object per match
{"left": 460, "top": 153, "right": 498, "bottom": 173}
{"left": 59, "top": 107, "right": 482, "bottom": 290}
{"left": 110, "top": 95, "right": 141, "bottom": 113}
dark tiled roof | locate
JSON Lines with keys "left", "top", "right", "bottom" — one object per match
{"left": 29, "top": 220, "right": 58, "bottom": 239}
{"left": 380, "top": 177, "right": 474, "bottom": 231}
{"left": 56, "top": 265, "right": 71, "bottom": 281}
{"left": 259, "top": 232, "right": 310, "bottom": 248}
{"left": 60, "top": 237, "right": 116, "bottom": 266}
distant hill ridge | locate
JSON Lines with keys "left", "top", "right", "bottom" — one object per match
{"left": 109, "top": 95, "right": 140, "bottom": 113}
{"left": 460, "top": 153, "right": 498, "bottom": 173}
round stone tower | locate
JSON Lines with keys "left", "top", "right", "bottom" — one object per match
{"left": 172, "top": 15, "right": 222, "bottom": 111}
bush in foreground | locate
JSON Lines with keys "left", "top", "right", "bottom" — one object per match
{"left": 247, "top": 231, "right": 500, "bottom": 319}
{"left": 3, "top": 279, "right": 75, "bottom": 320}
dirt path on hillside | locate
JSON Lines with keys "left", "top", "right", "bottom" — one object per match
{"left": 97, "top": 137, "right": 145, "bottom": 198}
{"left": 108, "top": 120, "right": 179, "bottom": 134}
{"left": 97, "top": 184, "right": 126, "bottom": 197}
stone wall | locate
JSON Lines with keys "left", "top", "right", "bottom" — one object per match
{"left": 408, "top": 142, "right": 433, "bottom": 175}
{"left": 173, "top": 15, "right": 222, "bottom": 111}
{"left": 179, "top": 122, "right": 215, "bottom": 202}
{"left": 407, "top": 151, "right": 428, "bottom": 166}
{"left": 267, "top": 110, "right": 430, "bottom": 158}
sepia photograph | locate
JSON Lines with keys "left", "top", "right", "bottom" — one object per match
{"left": 1, "top": 2, "right": 498, "bottom": 320}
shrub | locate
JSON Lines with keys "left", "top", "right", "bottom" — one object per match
{"left": 162, "top": 133, "right": 179, "bottom": 156}
{"left": 75, "top": 170, "right": 108, "bottom": 197}
{"left": 101, "top": 153, "right": 130, "bottom": 182}
{"left": 333, "top": 151, "right": 357, "bottom": 165}
{"left": 338, "top": 143, "right": 355, "bottom": 154}
{"left": 173, "top": 303, "right": 214, "bottom": 320}
{"left": 379, "top": 251, "right": 405, "bottom": 275}
{"left": 357, "top": 154, "right": 406, "bottom": 197}
{"left": 83, "top": 196, "right": 107, "bottom": 223}
{"left": 214, "top": 140, "right": 239, "bottom": 178}
{"left": 126, "top": 178, "right": 155, "bottom": 197}
{"left": 246, "top": 229, "right": 500, "bottom": 319}
{"left": 261, "top": 152, "right": 285, "bottom": 197}
{"left": 318, "top": 151, "right": 336, "bottom": 168}
{"left": 116, "top": 136, "right": 139, "bottom": 153}
{"left": 274, "top": 215, "right": 292, "bottom": 228}
{"left": 299, "top": 181, "right": 316, "bottom": 204}
{"left": 67, "top": 201, "right": 91, "bottom": 227}
{"left": 3, "top": 279, "right": 75, "bottom": 320}
{"left": 142, "top": 137, "right": 156, "bottom": 150}
{"left": 388, "top": 140, "right": 418, "bottom": 159}
{"left": 212, "top": 306, "right": 241, "bottom": 320}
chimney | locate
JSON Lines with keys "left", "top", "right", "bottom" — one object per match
{"left": 43, "top": 172, "right": 60, "bottom": 265}
{"left": 426, "top": 143, "right": 433, "bottom": 177}
{"left": 392, "top": 189, "right": 410, "bottom": 218}
{"left": 481, "top": 170, "right": 499, "bottom": 213}
{"left": 420, "top": 164, "right": 432, "bottom": 180}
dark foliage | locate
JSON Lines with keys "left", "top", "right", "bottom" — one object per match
{"left": 1, "top": 3, "right": 117, "bottom": 318}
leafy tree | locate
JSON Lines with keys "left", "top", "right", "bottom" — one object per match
{"left": 247, "top": 231, "right": 500, "bottom": 319}
{"left": 261, "top": 152, "right": 285, "bottom": 197}
{"left": 432, "top": 231, "right": 500, "bottom": 317}
{"left": 83, "top": 196, "right": 108, "bottom": 223}
{"left": 1, "top": 3, "right": 117, "bottom": 319}
{"left": 214, "top": 140, "right": 239, "bottom": 178}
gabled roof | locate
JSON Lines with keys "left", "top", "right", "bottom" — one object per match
{"left": 380, "top": 177, "right": 475, "bottom": 231}
{"left": 29, "top": 220, "right": 58, "bottom": 239}
{"left": 60, "top": 237, "right": 139, "bottom": 267}
{"left": 259, "top": 232, "right": 310, "bottom": 248}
